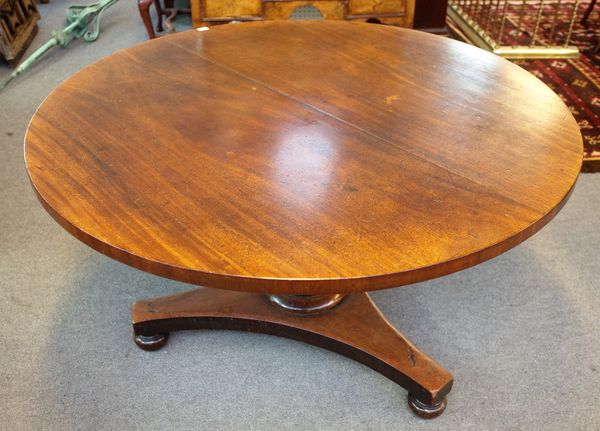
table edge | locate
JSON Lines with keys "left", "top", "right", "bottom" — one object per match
{"left": 25, "top": 166, "right": 581, "bottom": 294}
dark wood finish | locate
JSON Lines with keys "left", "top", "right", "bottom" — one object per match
{"left": 25, "top": 22, "right": 582, "bottom": 295}
{"left": 138, "top": 0, "right": 155, "bottom": 39}
{"left": 581, "top": 0, "right": 599, "bottom": 54}
{"left": 581, "top": 0, "right": 596, "bottom": 25}
{"left": 0, "top": 0, "right": 40, "bottom": 65}
{"left": 267, "top": 293, "right": 346, "bottom": 313}
{"left": 414, "top": 0, "right": 447, "bottom": 33}
{"left": 132, "top": 287, "right": 453, "bottom": 409}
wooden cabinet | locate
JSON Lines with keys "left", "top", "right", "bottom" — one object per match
{"left": 0, "top": 0, "right": 40, "bottom": 66}
{"left": 192, "top": 0, "right": 415, "bottom": 28}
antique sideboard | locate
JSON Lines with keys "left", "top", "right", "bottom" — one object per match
{"left": 139, "top": 0, "right": 449, "bottom": 40}
{"left": 191, "top": 0, "right": 415, "bottom": 28}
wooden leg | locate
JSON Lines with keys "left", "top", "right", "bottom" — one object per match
{"left": 138, "top": 0, "right": 156, "bottom": 39}
{"left": 132, "top": 288, "right": 453, "bottom": 418}
{"left": 153, "top": 0, "right": 164, "bottom": 33}
{"left": 581, "top": 0, "right": 597, "bottom": 25}
{"left": 164, "top": 9, "right": 178, "bottom": 33}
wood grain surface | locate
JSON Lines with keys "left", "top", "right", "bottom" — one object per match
{"left": 25, "top": 21, "right": 583, "bottom": 294}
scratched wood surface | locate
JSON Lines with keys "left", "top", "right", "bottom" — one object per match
{"left": 25, "top": 21, "right": 582, "bottom": 294}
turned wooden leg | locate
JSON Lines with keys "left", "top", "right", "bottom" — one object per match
{"left": 138, "top": 0, "right": 156, "bottom": 39}
{"left": 132, "top": 288, "right": 453, "bottom": 418}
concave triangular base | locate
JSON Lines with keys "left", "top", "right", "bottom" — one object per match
{"left": 132, "top": 288, "right": 453, "bottom": 418}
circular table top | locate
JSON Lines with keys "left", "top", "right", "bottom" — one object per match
{"left": 25, "top": 21, "right": 582, "bottom": 294}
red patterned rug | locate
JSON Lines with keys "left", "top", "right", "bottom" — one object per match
{"left": 448, "top": 1, "right": 600, "bottom": 171}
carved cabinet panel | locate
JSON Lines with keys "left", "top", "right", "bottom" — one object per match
{"left": 0, "top": 0, "right": 40, "bottom": 65}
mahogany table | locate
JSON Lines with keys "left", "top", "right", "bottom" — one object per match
{"left": 25, "top": 21, "right": 582, "bottom": 418}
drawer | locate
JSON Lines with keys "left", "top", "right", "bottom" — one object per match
{"left": 348, "top": 0, "right": 406, "bottom": 17}
{"left": 204, "top": 0, "right": 261, "bottom": 19}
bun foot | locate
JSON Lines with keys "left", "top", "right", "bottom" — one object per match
{"left": 134, "top": 332, "right": 168, "bottom": 351}
{"left": 408, "top": 393, "right": 447, "bottom": 419}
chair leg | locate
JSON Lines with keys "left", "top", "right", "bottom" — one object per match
{"left": 154, "top": 0, "right": 164, "bottom": 33}
{"left": 138, "top": 0, "right": 157, "bottom": 39}
{"left": 581, "top": 0, "right": 596, "bottom": 25}
{"left": 164, "top": 9, "right": 178, "bottom": 33}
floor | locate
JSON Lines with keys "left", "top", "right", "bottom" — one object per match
{"left": 1, "top": 2, "right": 599, "bottom": 430}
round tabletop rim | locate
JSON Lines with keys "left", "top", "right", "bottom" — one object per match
{"left": 25, "top": 172, "right": 579, "bottom": 293}
{"left": 24, "top": 21, "right": 583, "bottom": 295}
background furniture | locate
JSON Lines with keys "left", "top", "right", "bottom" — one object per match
{"left": 139, "top": 0, "right": 447, "bottom": 39}
{"left": 191, "top": 0, "right": 415, "bottom": 28}
{"left": 582, "top": 0, "right": 597, "bottom": 24}
{"left": 139, "top": 0, "right": 416, "bottom": 39}
{"left": 0, "top": 0, "right": 39, "bottom": 66}
{"left": 581, "top": 0, "right": 599, "bottom": 55}
{"left": 413, "top": 0, "right": 447, "bottom": 33}
{"left": 447, "top": 0, "right": 587, "bottom": 59}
